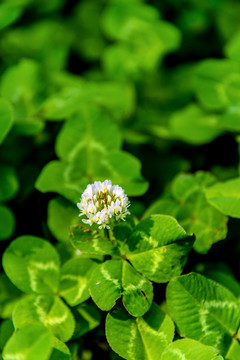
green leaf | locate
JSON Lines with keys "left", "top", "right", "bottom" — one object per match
{"left": 0, "top": 320, "right": 14, "bottom": 351}
{"left": 0, "top": 58, "right": 42, "bottom": 105}
{"left": 0, "top": 274, "right": 22, "bottom": 319}
{"left": 13, "top": 294, "right": 75, "bottom": 342}
{"left": 206, "top": 178, "right": 240, "bottom": 218}
{"left": 2, "top": 323, "right": 53, "bottom": 360}
{"left": 59, "top": 257, "right": 98, "bottom": 307}
{"left": 122, "top": 260, "right": 153, "bottom": 317}
{"left": 35, "top": 160, "right": 86, "bottom": 203}
{"left": 171, "top": 171, "right": 216, "bottom": 201}
{"left": 0, "top": 205, "right": 15, "bottom": 241}
{"left": 126, "top": 215, "right": 194, "bottom": 282}
{"left": 36, "top": 105, "right": 148, "bottom": 200}
{"left": 89, "top": 260, "right": 121, "bottom": 312}
{"left": 49, "top": 337, "right": 71, "bottom": 360}
{"left": 166, "top": 272, "right": 240, "bottom": 356}
{"left": 89, "top": 259, "right": 153, "bottom": 317}
{"left": 72, "top": 302, "right": 101, "bottom": 339}
{"left": 0, "top": 3, "right": 22, "bottom": 31}
{"left": 0, "top": 20, "right": 71, "bottom": 71}
{"left": 41, "top": 86, "right": 86, "bottom": 120}
{"left": 196, "top": 263, "right": 240, "bottom": 299}
{"left": 101, "top": 2, "right": 160, "bottom": 39}
{"left": 144, "top": 199, "right": 180, "bottom": 219}
{"left": 144, "top": 172, "right": 228, "bottom": 254}
{"left": 102, "top": 2, "right": 180, "bottom": 52}
{"left": 70, "top": 224, "right": 118, "bottom": 256}
{"left": 55, "top": 106, "right": 122, "bottom": 162}
{"left": 102, "top": 3, "right": 181, "bottom": 80}
{"left": 170, "top": 104, "right": 222, "bottom": 145}
{"left": 226, "top": 339, "right": 240, "bottom": 360}
{"left": 36, "top": 150, "right": 148, "bottom": 202}
{"left": 160, "top": 339, "right": 223, "bottom": 360}
{"left": 106, "top": 302, "right": 174, "bottom": 360}
{"left": 0, "top": 99, "right": 14, "bottom": 144}
{"left": 71, "top": 0, "right": 105, "bottom": 61}
{"left": 225, "top": 30, "right": 240, "bottom": 64}
{"left": 0, "top": 165, "right": 19, "bottom": 202}
{"left": 47, "top": 197, "right": 79, "bottom": 243}
{"left": 41, "top": 81, "right": 135, "bottom": 121}
{"left": 218, "top": 107, "right": 240, "bottom": 132}
{"left": 194, "top": 59, "right": 240, "bottom": 110}
{"left": 0, "top": 59, "right": 45, "bottom": 135}
{"left": 173, "top": 173, "right": 228, "bottom": 254}
{"left": 87, "top": 81, "right": 135, "bottom": 121}
{"left": 94, "top": 150, "right": 149, "bottom": 196}
{"left": 3, "top": 236, "right": 60, "bottom": 293}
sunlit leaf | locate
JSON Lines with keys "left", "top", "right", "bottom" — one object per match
{"left": 3, "top": 236, "right": 60, "bottom": 293}
{"left": 206, "top": 177, "right": 240, "bottom": 218}
{"left": 126, "top": 215, "right": 194, "bottom": 282}
{"left": 89, "top": 259, "right": 153, "bottom": 317}
{"left": 13, "top": 294, "right": 75, "bottom": 342}
{"left": 106, "top": 302, "right": 174, "bottom": 360}
{"left": 161, "top": 338, "right": 223, "bottom": 360}
{"left": 167, "top": 272, "right": 240, "bottom": 356}
{"left": 3, "top": 324, "right": 52, "bottom": 360}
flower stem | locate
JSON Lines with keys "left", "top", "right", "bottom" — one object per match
{"left": 104, "top": 228, "right": 110, "bottom": 240}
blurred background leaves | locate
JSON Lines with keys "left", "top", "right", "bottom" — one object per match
{"left": 1, "top": 0, "right": 240, "bottom": 358}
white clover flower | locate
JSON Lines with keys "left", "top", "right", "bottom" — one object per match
{"left": 77, "top": 180, "right": 130, "bottom": 229}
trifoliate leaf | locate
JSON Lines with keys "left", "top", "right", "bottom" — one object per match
{"left": 55, "top": 106, "right": 122, "bottom": 162}
{"left": 41, "top": 81, "right": 134, "bottom": 121}
{"left": 36, "top": 151, "right": 148, "bottom": 202}
{"left": 144, "top": 172, "right": 228, "bottom": 254}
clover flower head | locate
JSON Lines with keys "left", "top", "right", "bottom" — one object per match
{"left": 77, "top": 180, "right": 130, "bottom": 229}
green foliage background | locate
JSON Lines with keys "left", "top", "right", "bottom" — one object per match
{"left": 1, "top": 0, "right": 240, "bottom": 359}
